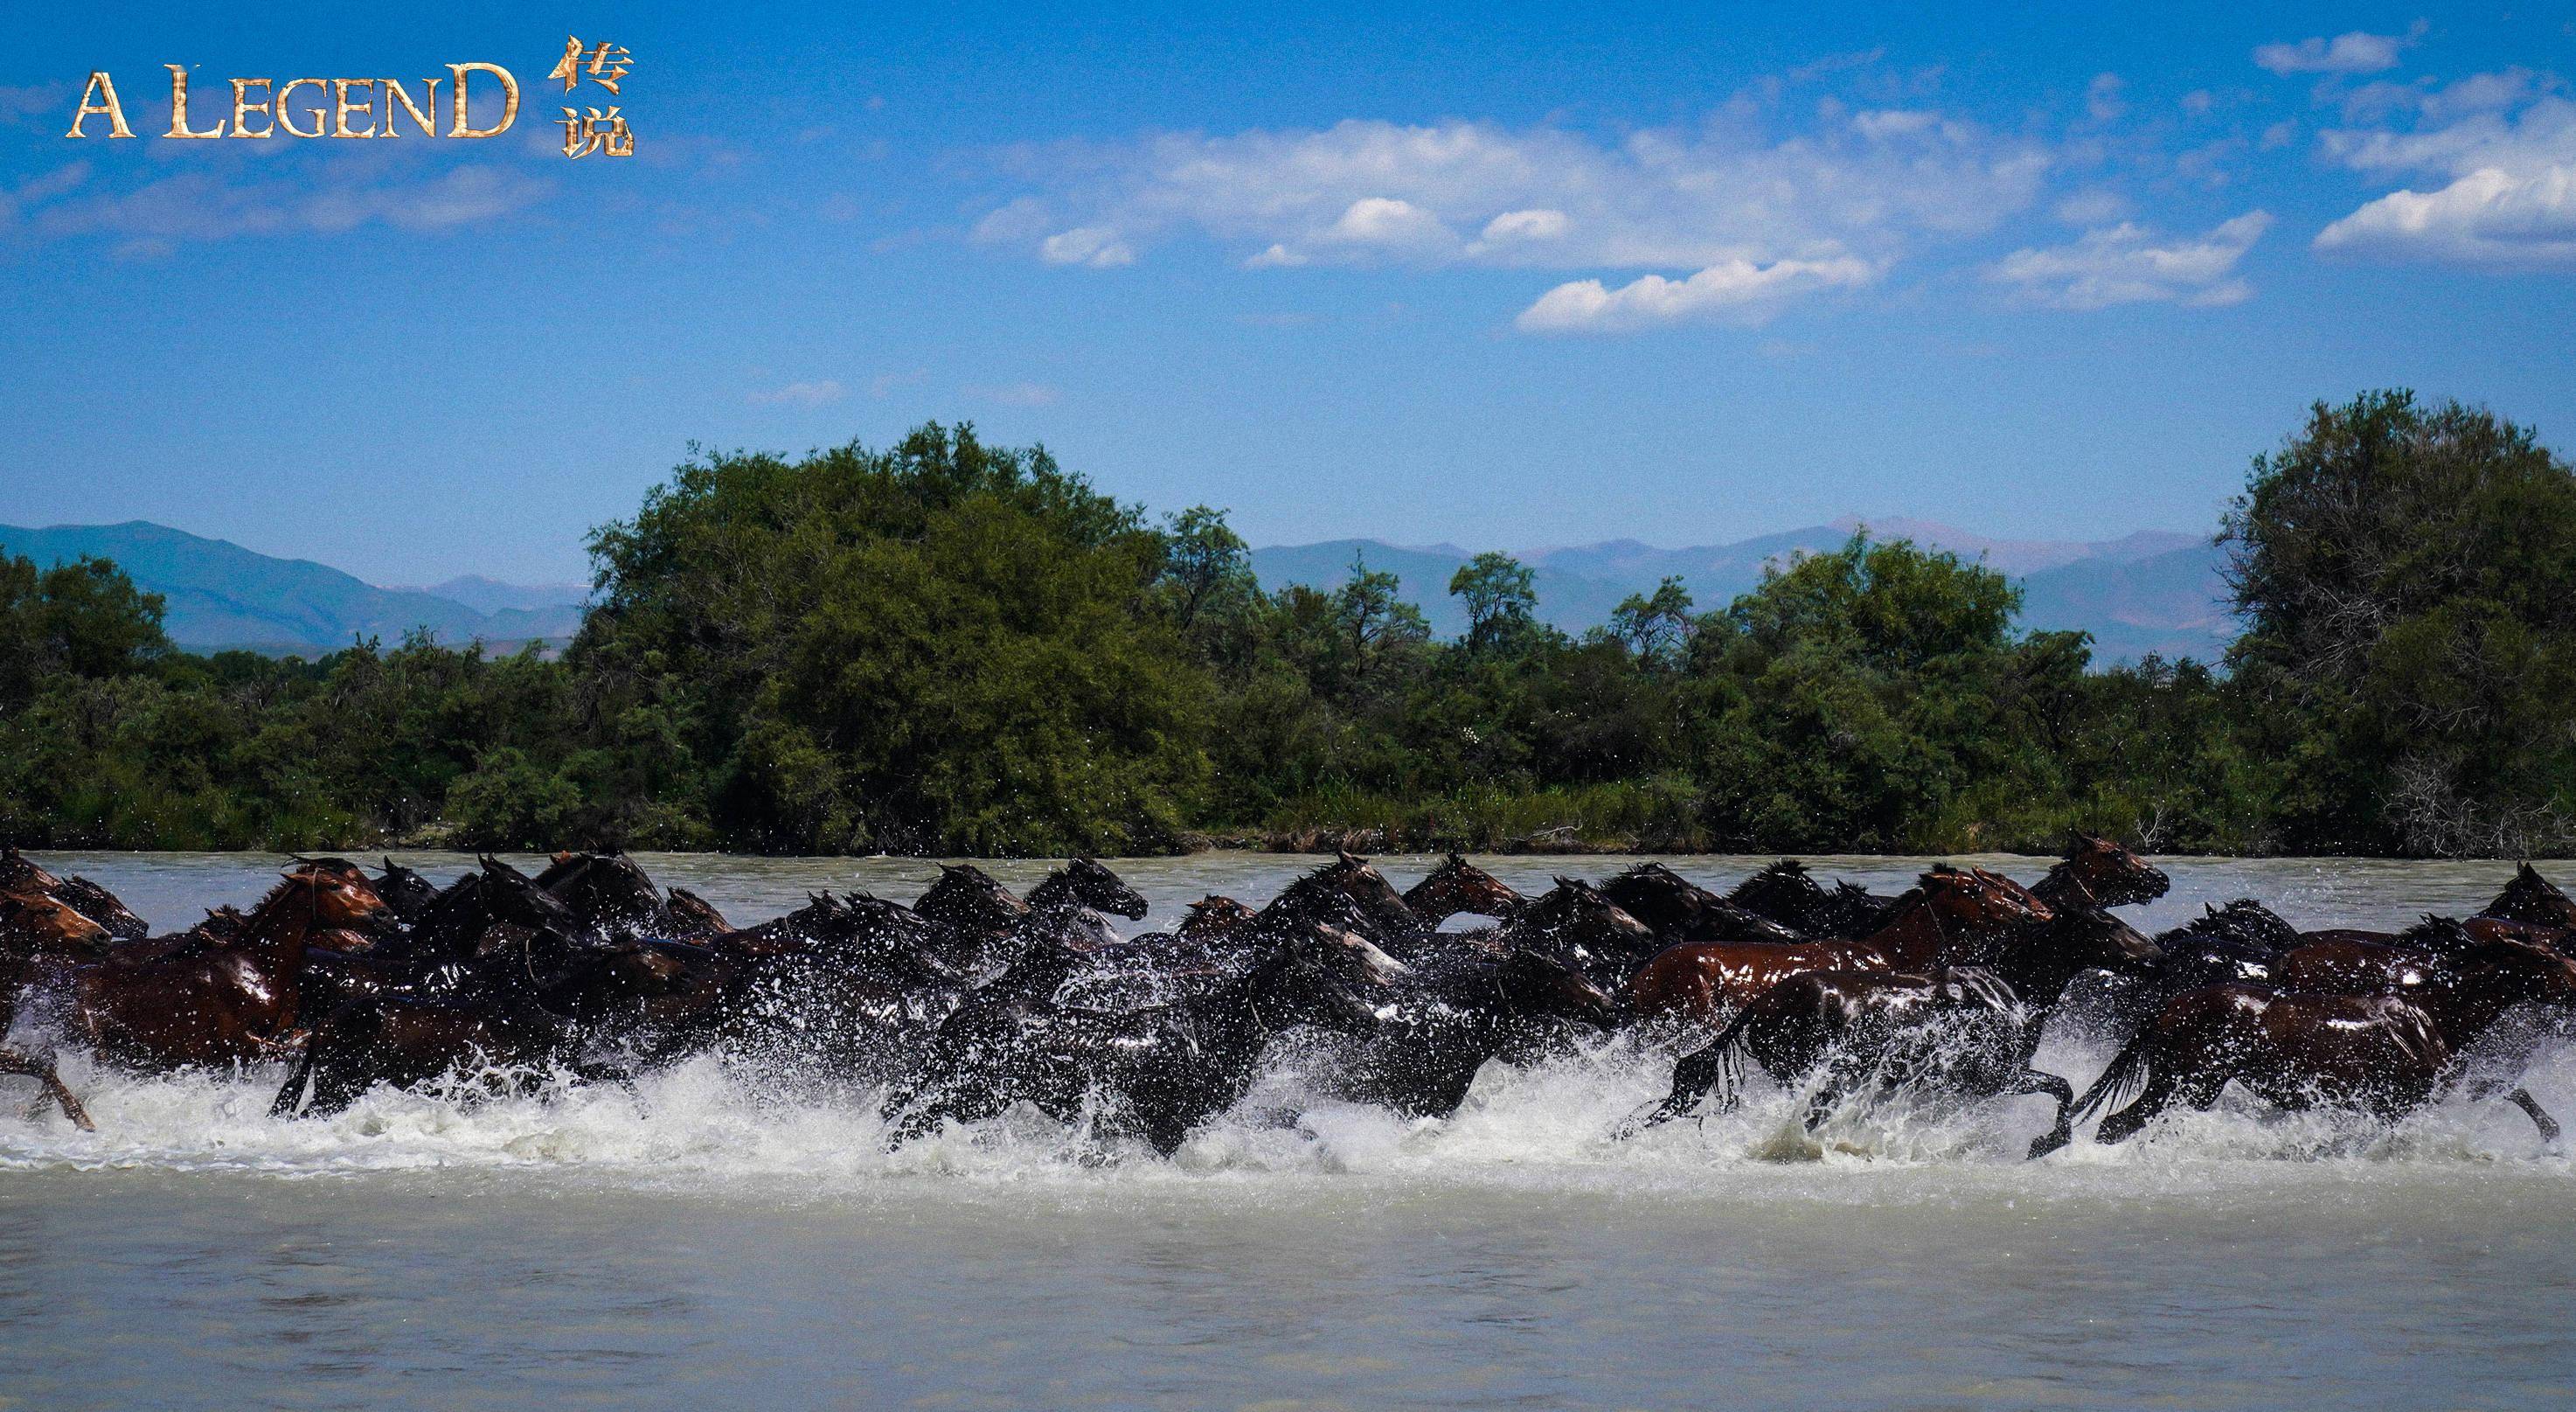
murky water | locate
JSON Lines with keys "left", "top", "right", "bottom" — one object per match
{"left": 4, "top": 851, "right": 2573, "bottom": 1409}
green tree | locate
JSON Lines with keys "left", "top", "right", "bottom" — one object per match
{"left": 2224, "top": 390, "right": 2576, "bottom": 853}
{"left": 1448, "top": 551, "right": 1538, "bottom": 654}
{"left": 1608, "top": 575, "right": 1696, "bottom": 667}
{"left": 578, "top": 422, "right": 1212, "bottom": 854}
{"left": 1687, "top": 535, "right": 2065, "bottom": 850}
{"left": 0, "top": 553, "right": 169, "bottom": 709}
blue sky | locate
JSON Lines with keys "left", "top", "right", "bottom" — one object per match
{"left": 2, "top": 3, "right": 2571, "bottom": 584}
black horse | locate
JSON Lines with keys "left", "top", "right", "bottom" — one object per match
{"left": 885, "top": 911, "right": 1410, "bottom": 1155}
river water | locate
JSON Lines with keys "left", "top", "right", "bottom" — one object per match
{"left": 3, "top": 851, "right": 2573, "bottom": 1409}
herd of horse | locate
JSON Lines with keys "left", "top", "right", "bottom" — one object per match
{"left": 3, "top": 838, "right": 2575, "bottom": 1158}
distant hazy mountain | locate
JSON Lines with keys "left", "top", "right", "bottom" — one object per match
{"left": 1253, "top": 518, "right": 2236, "bottom": 664}
{"left": 0, "top": 521, "right": 586, "bottom": 654}
{"left": 412, "top": 574, "right": 592, "bottom": 616}
{"left": 3, "top": 516, "right": 2232, "bottom": 664}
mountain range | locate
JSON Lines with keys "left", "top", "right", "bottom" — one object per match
{"left": 0, "top": 521, "right": 587, "bottom": 654}
{"left": 1, "top": 517, "right": 2238, "bottom": 664}
{"left": 1250, "top": 516, "right": 2236, "bottom": 664}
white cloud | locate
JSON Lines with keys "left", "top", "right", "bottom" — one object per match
{"left": 14, "top": 157, "right": 550, "bottom": 247}
{"left": 978, "top": 111, "right": 2050, "bottom": 277}
{"left": 2086, "top": 73, "right": 2128, "bottom": 122}
{"left": 1989, "top": 212, "right": 2272, "bottom": 309}
{"left": 1320, "top": 196, "right": 1455, "bottom": 253}
{"left": 1515, "top": 254, "right": 1878, "bottom": 332}
{"left": 1474, "top": 207, "right": 1570, "bottom": 247}
{"left": 1039, "top": 224, "right": 1135, "bottom": 267}
{"left": 749, "top": 379, "right": 845, "bottom": 407}
{"left": 2316, "top": 91, "right": 2576, "bottom": 268}
{"left": 2253, "top": 29, "right": 2414, "bottom": 77}
{"left": 2317, "top": 166, "right": 2576, "bottom": 265}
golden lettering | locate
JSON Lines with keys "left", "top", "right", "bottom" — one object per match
{"left": 229, "top": 78, "right": 274, "bottom": 137}
{"left": 447, "top": 62, "right": 518, "bottom": 137}
{"left": 380, "top": 77, "right": 441, "bottom": 137}
{"left": 276, "top": 78, "right": 327, "bottom": 137}
{"left": 66, "top": 71, "right": 134, "bottom": 138}
{"left": 331, "top": 78, "right": 375, "bottom": 137}
{"left": 165, "top": 66, "right": 226, "bottom": 138}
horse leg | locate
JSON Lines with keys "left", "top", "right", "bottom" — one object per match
{"left": 1801, "top": 1052, "right": 1872, "bottom": 1132}
{"left": 2506, "top": 1088, "right": 2561, "bottom": 1144}
{"left": 2093, "top": 1069, "right": 2181, "bottom": 1145}
{"left": 2016, "top": 1069, "right": 2078, "bottom": 1159}
{"left": 1622, "top": 1037, "right": 1747, "bottom": 1134}
{"left": 1, "top": 1047, "right": 94, "bottom": 1132}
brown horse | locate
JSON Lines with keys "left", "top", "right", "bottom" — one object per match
{"left": 44, "top": 871, "right": 385, "bottom": 1071}
{"left": 2032, "top": 832, "right": 2170, "bottom": 910}
{"left": 1402, "top": 854, "right": 1530, "bottom": 926}
{"left": 1, "top": 887, "right": 115, "bottom": 984}
{"left": 2057, "top": 936, "right": 2576, "bottom": 1151}
{"left": 0, "top": 849, "right": 149, "bottom": 942}
{"left": 2481, "top": 863, "right": 2576, "bottom": 929}
{"left": 1625, "top": 866, "right": 2057, "bottom": 1033}
{"left": 1178, "top": 894, "right": 1258, "bottom": 944}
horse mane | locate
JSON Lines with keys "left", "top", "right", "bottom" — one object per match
{"left": 2399, "top": 914, "right": 2477, "bottom": 954}
{"left": 2184, "top": 898, "right": 2301, "bottom": 954}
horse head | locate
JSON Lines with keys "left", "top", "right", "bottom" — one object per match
{"left": 2482, "top": 863, "right": 2576, "bottom": 929}
{"left": 1510, "top": 877, "right": 1657, "bottom": 959}
{"left": 1402, "top": 853, "right": 1528, "bottom": 924}
{"left": 371, "top": 858, "right": 443, "bottom": 921}
{"left": 1488, "top": 945, "right": 1619, "bottom": 1030}
{"left": 1029, "top": 858, "right": 1148, "bottom": 922}
{"left": 1244, "top": 917, "right": 1411, "bottom": 1032}
{"left": 0, "top": 887, "right": 112, "bottom": 956}
{"left": 1179, "top": 894, "right": 1257, "bottom": 942}
{"left": 1916, "top": 864, "right": 2055, "bottom": 944}
{"left": 2045, "top": 832, "right": 2170, "bottom": 908}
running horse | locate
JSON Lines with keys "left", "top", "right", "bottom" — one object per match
{"left": 1624, "top": 866, "right": 2058, "bottom": 1033}
{"left": 1402, "top": 854, "right": 1530, "bottom": 927}
{"left": 2052, "top": 934, "right": 2576, "bottom": 1151}
{"left": 39, "top": 870, "right": 385, "bottom": 1071}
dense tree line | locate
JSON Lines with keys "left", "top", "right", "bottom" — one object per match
{"left": 2, "top": 395, "right": 2567, "bottom": 858}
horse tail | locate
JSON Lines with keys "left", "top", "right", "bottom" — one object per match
{"left": 2066, "top": 1030, "right": 2156, "bottom": 1128}
{"left": 1624, "top": 1002, "right": 1763, "bottom": 1134}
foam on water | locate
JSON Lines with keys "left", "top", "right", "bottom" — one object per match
{"left": 5, "top": 1031, "right": 2571, "bottom": 1205}
{"left": 10, "top": 849, "right": 2575, "bottom": 1207}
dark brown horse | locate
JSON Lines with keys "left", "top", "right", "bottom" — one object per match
{"left": 1262, "top": 852, "right": 1425, "bottom": 953}
{"left": 1626, "top": 866, "right": 2057, "bottom": 1033}
{"left": 1604, "top": 862, "right": 1809, "bottom": 948}
{"left": 2481, "top": 863, "right": 2576, "bottom": 929}
{"left": 1721, "top": 860, "right": 1903, "bottom": 939}
{"left": 41, "top": 871, "right": 385, "bottom": 1071}
{"left": 272, "top": 936, "right": 697, "bottom": 1118}
{"left": 2055, "top": 936, "right": 2576, "bottom": 1151}
{"left": 2031, "top": 832, "right": 2170, "bottom": 910}
{"left": 0, "top": 849, "right": 150, "bottom": 942}
{"left": 1403, "top": 854, "right": 1530, "bottom": 926}
{"left": 0, "top": 887, "right": 114, "bottom": 990}
{"left": 1630, "top": 877, "right": 2149, "bottom": 1149}
{"left": 1178, "top": 894, "right": 1258, "bottom": 944}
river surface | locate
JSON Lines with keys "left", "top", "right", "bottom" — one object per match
{"left": 4, "top": 851, "right": 2573, "bottom": 1409}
